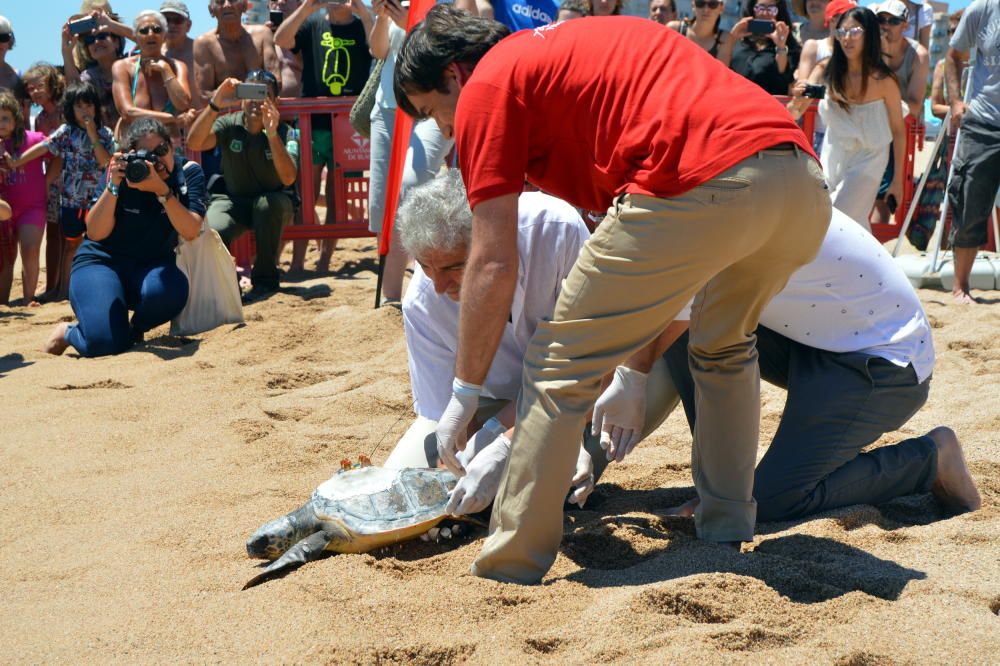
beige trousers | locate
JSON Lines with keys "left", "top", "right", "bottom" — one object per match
{"left": 472, "top": 149, "right": 832, "bottom": 584}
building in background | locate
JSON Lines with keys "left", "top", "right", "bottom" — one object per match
{"left": 245, "top": 0, "right": 268, "bottom": 24}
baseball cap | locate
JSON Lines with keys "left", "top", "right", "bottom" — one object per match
{"left": 874, "top": 0, "right": 908, "bottom": 19}
{"left": 159, "top": 0, "right": 190, "bottom": 19}
{"left": 824, "top": 0, "right": 857, "bottom": 27}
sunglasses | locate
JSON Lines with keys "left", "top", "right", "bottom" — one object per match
{"left": 877, "top": 14, "right": 904, "bottom": 25}
{"left": 835, "top": 26, "right": 864, "bottom": 39}
{"left": 0, "top": 33, "right": 12, "bottom": 43}
{"left": 695, "top": 0, "right": 722, "bottom": 8}
{"left": 137, "top": 25, "right": 164, "bottom": 35}
{"left": 150, "top": 142, "right": 171, "bottom": 157}
{"left": 83, "top": 32, "right": 113, "bottom": 45}
{"left": 164, "top": 14, "right": 188, "bottom": 24}
{"left": 754, "top": 4, "right": 779, "bottom": 15}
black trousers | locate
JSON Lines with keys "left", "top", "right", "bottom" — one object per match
{"left": 663, "top": 327, "right": 937, "bottom": 521}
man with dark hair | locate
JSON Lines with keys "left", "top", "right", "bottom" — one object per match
{"left": 394, "top": 7, "right": 831, "bottom": 584}
{"left": 274, "top": 0, "right": 373, "bottom": 270}
{"left": 187, "top": 70, "right": 298, "bottom": 302}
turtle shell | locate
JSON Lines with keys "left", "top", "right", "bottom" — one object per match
{"left": 311, "top": 466, "right": 458, "bottom": 536}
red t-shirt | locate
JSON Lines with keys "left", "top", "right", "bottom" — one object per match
{"left": 456, "top": 17, "right": 816, "bottom": 212}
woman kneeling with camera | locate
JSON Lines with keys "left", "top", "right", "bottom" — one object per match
{"left": 44, "top": 117, "right": 206, "bottom": 357}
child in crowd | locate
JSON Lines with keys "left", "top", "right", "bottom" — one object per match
{"left": 0, "top": 91, "right": 47, "bottom": 306}
{"left": 9, "top": 82, "right": 112, "bottom": 300}
{"left": 22, "top": 62, "right": 66, "bottom": 300}
{"left": 0, "top": 194, "right": 12, "bottom": 277}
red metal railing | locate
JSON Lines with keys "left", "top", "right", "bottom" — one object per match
{"left": 228, "top": 97, "right": 374, "bottom": 269}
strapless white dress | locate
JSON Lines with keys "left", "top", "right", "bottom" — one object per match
{"left": 819, "top": 98, "right": 892, "bottom": 231}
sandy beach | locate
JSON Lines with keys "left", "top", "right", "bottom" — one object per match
{"left": 2, "top": 238, "right": 998, "bottom": 664}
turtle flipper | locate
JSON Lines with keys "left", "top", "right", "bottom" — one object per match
{"left": 242, "top": 531, "right": 337, "bottom": 590}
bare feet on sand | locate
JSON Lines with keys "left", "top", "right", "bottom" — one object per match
{"left": 663, "top": 497, "right": 699, "bottom": 518}
{"left": 928, "top": 426, "right": 981, "bottom": 513}
{"left": 951, "top": 287, "right": 978, "bottom": 305}
{"left": 43, "top": 322, "right": 71, "bottom": 356}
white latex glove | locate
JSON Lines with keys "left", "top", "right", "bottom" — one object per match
{"left": 436, "top": 378, "right": 482, "bottom": 475}
{"left": 445, "top": 433, "right": 511, "bottom": 515}
{"left": 592, "top": 365, "right": 649, "bottom": 462}
{"left": 456, "top": 416, "right": 507, "bottom": 471}
{"left": 567, "top": 445, "right": 595, "bottom": 508}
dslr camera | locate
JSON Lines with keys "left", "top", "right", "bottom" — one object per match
{"left": 124, "top": 150, "right": 161, "bottom": 183}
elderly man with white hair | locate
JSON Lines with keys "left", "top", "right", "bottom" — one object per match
{"left": 384, "top": 170, "right": 681, "bottom": 514}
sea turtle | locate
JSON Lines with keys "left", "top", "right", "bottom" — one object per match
{"left": 243, "top": 459, "right": 462, "bottom": 588}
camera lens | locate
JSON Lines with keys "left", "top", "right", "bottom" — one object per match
{"left": 125, "top": 158, "right": 151, "bottom": 183}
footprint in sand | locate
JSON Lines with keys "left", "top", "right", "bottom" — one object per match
{"left": 264, "top": 369, "right": 329, "bottom": 391}
{"left": 368, "top": 643, "right": 475, "bottom": 666}
{"left": 523, "top": 636, "right": 566, "bottom": 655}
{"left": 51, "top": 379, "right": 131, "bottom": 390}
{"left": 834, "top": 651, "right": 903, "bottom": 666}
{"left": 710, "top": 626, "right": 796, "bottom": 652}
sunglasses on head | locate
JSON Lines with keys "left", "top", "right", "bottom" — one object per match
{"left": 0, "top": 33, "right": 12, "bottom": 43}
{"left": 695, "top": 0, "right": 722, "bottom": 8}
{"left": 83, "top": 32, "right": 113, "bottom": 45}
{"left": 835, "top": 25, "right": 864, "bottom": 39}
{"left": 137, "top": 25, "right": 164, "bottom": 35}
{"left": 877, "top": 14, "right": 904, "bottom": 25}
{"left": 754, "top": 4, "right": 779, "bottom": 15}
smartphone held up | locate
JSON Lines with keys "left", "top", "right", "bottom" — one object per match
{"left": 236, "top": 83, "right": 269, "bottom": 101}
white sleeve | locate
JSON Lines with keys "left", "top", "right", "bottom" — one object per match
{"left": 676, "top": 298, "right": 694, "bottom": 322}
{"left": 402, "top": 300, "right": 455, "bottom": 421}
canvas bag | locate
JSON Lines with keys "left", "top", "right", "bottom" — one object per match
{"left": 349, "top": 59, "right": 385, "bottom": 139}
{"left": 170, "top": 220, "right": 244, "bottom": 336}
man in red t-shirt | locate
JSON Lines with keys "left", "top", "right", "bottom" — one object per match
{"left": 395, "top": 7, "right": 832, "bottom": 584}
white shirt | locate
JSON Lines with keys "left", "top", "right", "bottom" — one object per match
{"left": 402, "top": 192, "right": 590, "bottom": 420}
{"left": 679, "top": 209, "right": 935, "bottom": 382}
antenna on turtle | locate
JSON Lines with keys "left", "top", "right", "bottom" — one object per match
{"left": 368, "top": 411, "right": 408, "bottom": 460}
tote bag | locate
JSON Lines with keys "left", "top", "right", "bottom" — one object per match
{"left": 170, "top": 221, "right": 244, "bottom": 336}
{"left": 349, "top": 59, "right": 385, "bottom": 139}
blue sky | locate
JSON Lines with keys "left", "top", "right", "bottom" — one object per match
{"left": 4, "top": 1, "right": 217, "bottom": 73}
{"left": 2, "top": 0, "right": 977, "bottom": 73}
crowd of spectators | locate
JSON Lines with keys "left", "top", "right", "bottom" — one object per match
{"left": 0, "top": 0, "right": 993, "bottom": 325}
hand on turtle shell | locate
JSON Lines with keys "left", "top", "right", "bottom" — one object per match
{"left": 446, "top": 432, "right": 511, "bottom": 515}
{"left": 436, "top": 378, "right": 482, "bottom": 476}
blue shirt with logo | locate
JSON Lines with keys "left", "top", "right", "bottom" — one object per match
{"left": 491, "top": 0, "right": 559, "bottom": 31}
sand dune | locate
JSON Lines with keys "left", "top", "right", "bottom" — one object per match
{"left": 1, "top": 239, "right": 998, "bottom": 664}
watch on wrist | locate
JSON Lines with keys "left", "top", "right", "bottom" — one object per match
{"left": 776, "top": 46, "right": 789, "bottom": 54}
{"left": 157, "top": 189, "right": 174, "bottom": 205}
{"left": 208, "top": 100, "right": 222, "bottom": 113}
{"left": 106, "top": 181, "right": 120, "bottom": 197}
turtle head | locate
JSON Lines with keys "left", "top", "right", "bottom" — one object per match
{"left": 246, "top": 504, "right": 319, "bottom": 560}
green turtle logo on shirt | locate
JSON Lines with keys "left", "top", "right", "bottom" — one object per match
{"left": 230, "top": 139, "right": 244, "bottom": 153}
{"left": 320, "top": 33, "right": 355, "bottom": 95}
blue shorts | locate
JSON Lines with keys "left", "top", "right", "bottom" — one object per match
{"left": 877, "top": 145, "right": 895, "bottom": 198}
{"left": 60, "top": 207, "right": 88, "bottom": 240}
